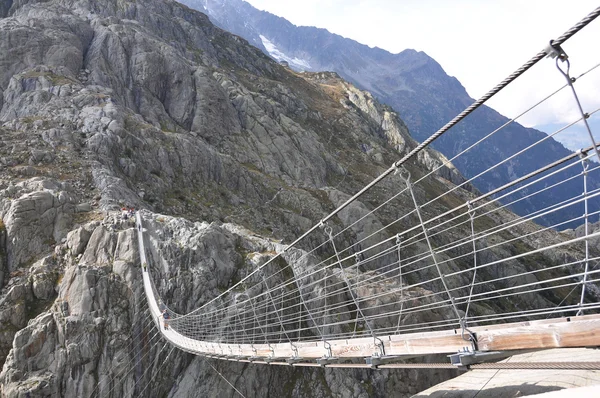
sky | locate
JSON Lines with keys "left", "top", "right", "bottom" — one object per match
{"left": 244, "top": 0, "right": 600, "bottom": 151}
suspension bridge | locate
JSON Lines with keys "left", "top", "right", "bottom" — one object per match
{"left": 135, "top": 7, "right": 600, "bottom": 373}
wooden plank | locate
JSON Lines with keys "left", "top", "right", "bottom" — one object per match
{"left": 161, "top": 314, "right": 600, "bottom": 361}
{"left": 477, "top": 317, "right": 600, "bottom": 351}
{"left": 388, "top": 333, "right": 468, "bottom": 355}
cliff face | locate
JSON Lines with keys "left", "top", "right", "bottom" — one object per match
{"left": 0, "top": 0, "right": 594, "bottom": 397}
{"left": 186, "top": 0, "right": 600, "bottom": 228}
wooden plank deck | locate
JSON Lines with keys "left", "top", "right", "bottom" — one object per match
{"left": 154, "top": 314, "right": 600, "bottom": 360}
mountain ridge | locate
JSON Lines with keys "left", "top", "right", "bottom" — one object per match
{"left": 0, "top": 0, "right": 597, "bottom": 397}
{"left": 186, "top": 0, "right": 599, "bottom": 228}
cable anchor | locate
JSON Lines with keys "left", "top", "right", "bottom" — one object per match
{"left": 458, "top": 316, "right": 478, "bottom": 351}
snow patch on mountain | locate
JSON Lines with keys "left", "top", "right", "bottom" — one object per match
{"left": 259, "top": 34, "right": 311, "bottom": 70}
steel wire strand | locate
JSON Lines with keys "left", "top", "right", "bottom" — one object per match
{"left": 288, "top": 179, "right": 599, "bottom": 315}
{"left": 275, "top": 117, "right": 594, "bottom": 289}
{"left": 237, "top": 181, "right": 600, "bottom": 322}
{"left": 95, "top": 326, "right": 165, "bottom": 398}
{"left": 311, "top": 6, "right": 600, "bottom": 246}
{"left": 205, "top": 359, "right": 247, "bottom": 398}
{"left": 289, "top": 135, "right": 600, "bottom": 290}
{"left": 90, "top": 309, "right": 156, "bottom": 397}
{"left": 191, "top": 204, "right": 595, "bottom": 338}
{"left": 302, "top": 61, "right": 600, "bottom": 268}
{"left": 335, "top": 217, "right": 598, "bottom": 318}
{"left": 202, "top": 252, "right": 584, "bottom": 343}
{"left": 329, "top": 260, "right": 596, "bottom": 334}
{"left": 354, "top": 185, "right": 599, "bottom": 294}
{"left": 454, "top": 272, "right": 600, "bottom": 311}
{"left": 401, "top": 145, "right": 600, "bottom": 262}
{"left": 183, "top": 11, "right": 600, "bottom": 320}
{"left": 352, "top": 206, "right": 599, "bottom": 298}
{"left": 280, "top": 59, "right": 600, "bottom": 281}
{"left": 338, "top": 222, "right": 600, "bottom": 316}
{"left": 371, "top": 301, "right": 600, "bottom": 338}
{"left": 448, "top": 230, "right": 600, "bottom": 280}
{"left": 135, "top": 345, "right": 176, "bottom": 398}
{"left": 133, "top": 341, "right": 169, "bottom": 396}
{"left": 395, "top": 297, "right": 600, "bottom": 332}
{"left": 368, "top": 143, "right": 596, "bottom": 270}
{"left": 162, "top": 67, "right": 600, "bottom": 338}
{"left": 416, "top": 160, "right": 600, "bottom": 255}
{"left": 304, "top": 278, "right": 600, "bottom": 341}
{"left": 182, "top": 159, "right": 597, "bottom": 328}
{"left": 264, "top": 252, "right": 599, "bottom": 339}
{"left": 453, "top": 300, "right": 600, "bottom": 325}
{"left": 212, "top": 228, "right": 600, "bottom": 341}
{"left": 415, "top": 114, "right": 591, "bottom": 215}
{"left": 385, "top": 258, "right": 600, "bottom": 321}
{"left": 400, "top": 154, "right": 600, "bottom": 255}
{"left": 375, "top": 186, "right": 600, "bottom": 286}
{"left": 188, "top": 209, "right": 594, "bottom": 341}
{"left": 369, "top": 134, "right": 600, "bottom": 267}
{"left": 219, "top": 289, "right": 600, "bottom": 344}
{"left": 323, "top": 155, "right": 600, "bottom": 291}
{"left": 195, "top": 179, "right": 575, "bottom": 326}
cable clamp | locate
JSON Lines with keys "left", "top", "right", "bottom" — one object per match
{"left": 354, "top": 252, "right": 362, "bottom": 264}
{"left": 395, "top": 165, "right": 411, "bottom": 183}
{"left": 545, "top": 40, "right": 568, "bottom": 61}
{"left": 374, "top": 337, "right": 386, "bottom": 357}
{"left": 323, "top": 341, "right": 333, "bottom": 358}
{"left": 290, "top": 342, "right": 299, "bottom": 358}
{"left": 459, "top": 318, "right": 478, "bottom": 351}
{"left": 467, "top": 201, "right": 476, "bottom": 218}
{"left": 268, "top": 343, "right": 275, "bottom": 358}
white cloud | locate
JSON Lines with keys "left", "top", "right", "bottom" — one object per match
{"left": 246, "top": 0, "right": 600, "bottom": 148}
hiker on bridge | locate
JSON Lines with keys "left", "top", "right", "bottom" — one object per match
{"left": 163, "top": 309, "right": 170, "bottom": 330}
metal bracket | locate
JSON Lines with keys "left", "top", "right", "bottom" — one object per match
{"left": 449, "top": 350, "right": 526, "bottom": 369}
{"left": 290, "top": 342, "right": 299, "bottom": 359}
{"left": 286, "top": 357, "right": 305, "bottom": 365}
{"left": 316, "top": 341, "right": 338, "bottom": 366}
{"left": 265, "top": 356, "right": 284, "bottom": 364}
{"left": 324, "top": 341, "right": 333, "bottom": 358}
{"left": 366, "top": 355, "right": 405, "bottom": 369}
{"left": 545, "top": 40, "right": 568, "bottom": 61}
{"left": 316, "top": 356, "right": 339, "bottom": 367}
{"left": 374, "top": 337, "right": 386, "bottom": 357}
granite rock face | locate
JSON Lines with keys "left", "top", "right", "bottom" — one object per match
{"left": 0, "top": 0, "right": 596, "bottom": 397}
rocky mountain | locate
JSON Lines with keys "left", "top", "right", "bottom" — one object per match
{"left": 182, "top": 0, "right": 600, "bottom": 228}
{"left": 0, "top": 0, "right": 596, "bottom": 397}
